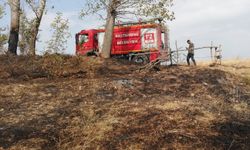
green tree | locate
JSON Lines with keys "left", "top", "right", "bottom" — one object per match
{"left": 45, "top": 12, "right": 71, "bottom": 54}
{"left": 0, "top": 4, "right": 4, "bottom": 19}
{"left": 0, "top": 4, "right": 7, "bottom": 52}
{"left": 0, "top": 33, "right": 7, "bottom": 53}
{"left": 19, "top": 10, "right": 32, "bottom": 55}
{"left": 81, "top": 0, "right": 174, "bottom": 58}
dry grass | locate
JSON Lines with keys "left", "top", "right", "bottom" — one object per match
{"left": 220, "top": 59, "right": 250, "bottom": 86}
{"left": 199, "top": 58, "right": 250, "bottom": 86}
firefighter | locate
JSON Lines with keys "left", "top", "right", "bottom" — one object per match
{"left": 186, "top": 40, "right": 196, "bottom": 66}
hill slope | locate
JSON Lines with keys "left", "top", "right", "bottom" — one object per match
{"left": 0, "top": 55, "right": 249, "bottom": 150}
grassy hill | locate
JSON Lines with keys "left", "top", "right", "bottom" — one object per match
{"left": 0, "top": 55, "right": 249, "bottom": 150}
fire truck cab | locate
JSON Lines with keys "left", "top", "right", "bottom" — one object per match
{"left": 76, "top": 21, "right": 169, "bottom": 63}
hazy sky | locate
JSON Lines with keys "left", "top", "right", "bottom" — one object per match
{"left": 1, "top": 0, "right": 250, "bottom": 59}
{"left": 168, "top": 0, "right": 250, "bottom": 59}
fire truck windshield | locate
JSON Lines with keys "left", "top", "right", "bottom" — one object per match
{"left": 79, "top": 34, "right": 89, "bottom": 45}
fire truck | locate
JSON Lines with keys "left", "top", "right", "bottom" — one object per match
{"left": 75, "top": 20, "right": 169, "bottom": 63}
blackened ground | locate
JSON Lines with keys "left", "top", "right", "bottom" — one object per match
{"left": 0, "top": 55, "right": 249, "bottom": 150}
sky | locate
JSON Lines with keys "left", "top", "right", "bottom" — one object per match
{"left": 1, "top": 0, "right": 250, "bottom": 59}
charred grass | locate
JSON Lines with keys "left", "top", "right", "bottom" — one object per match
{"left": 0, "top": 55, "right": 249, "bottom": 149}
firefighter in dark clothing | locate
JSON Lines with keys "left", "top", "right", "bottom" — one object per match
{"left": 186, "top": 40, "right": 196, "bottom": 66}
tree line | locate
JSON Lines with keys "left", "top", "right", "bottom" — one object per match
{"left": 1, "top": 0, "right": 174, "bottom": 57}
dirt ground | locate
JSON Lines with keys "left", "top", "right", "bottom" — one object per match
{"left": 0, "top": 55, "right": 249, "bottom": 150}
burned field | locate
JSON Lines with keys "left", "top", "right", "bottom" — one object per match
{"left": 0, "top": 55, "right": 249, "bottom": 150}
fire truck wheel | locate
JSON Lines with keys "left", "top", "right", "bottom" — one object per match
{"left": 132, "top": 55, "right": 149, "bottom": 64}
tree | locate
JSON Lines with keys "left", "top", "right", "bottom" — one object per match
{"left": 45, "top": 12, "right": 71, "bottom": 54}
{"left": 0, "top": 4, "right": 7, "bottom": 52}
{"left": 8, "top": 0, "right": 20, "bottom": 55}
{"left": 81, "top": 0, "right": 174, "bottom": 58}
{"left": 19, "top": 10, "right": 30, "bottom": 55}
{"left": 0, "top": 33, "right": 7, "bottom": 53}
{"left": 0, "top": 4, "right": 4, "bottom": 19}
{"left": 25, "top": 0, "right": 46, "bottom": 56}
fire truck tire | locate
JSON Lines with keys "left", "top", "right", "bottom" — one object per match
{"left": 132, "top": 54, "right": 149, "bottom": 64}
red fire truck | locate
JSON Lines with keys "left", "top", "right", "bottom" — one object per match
{"left": 75, "top": 21, "right": 169, "bottom": 63}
